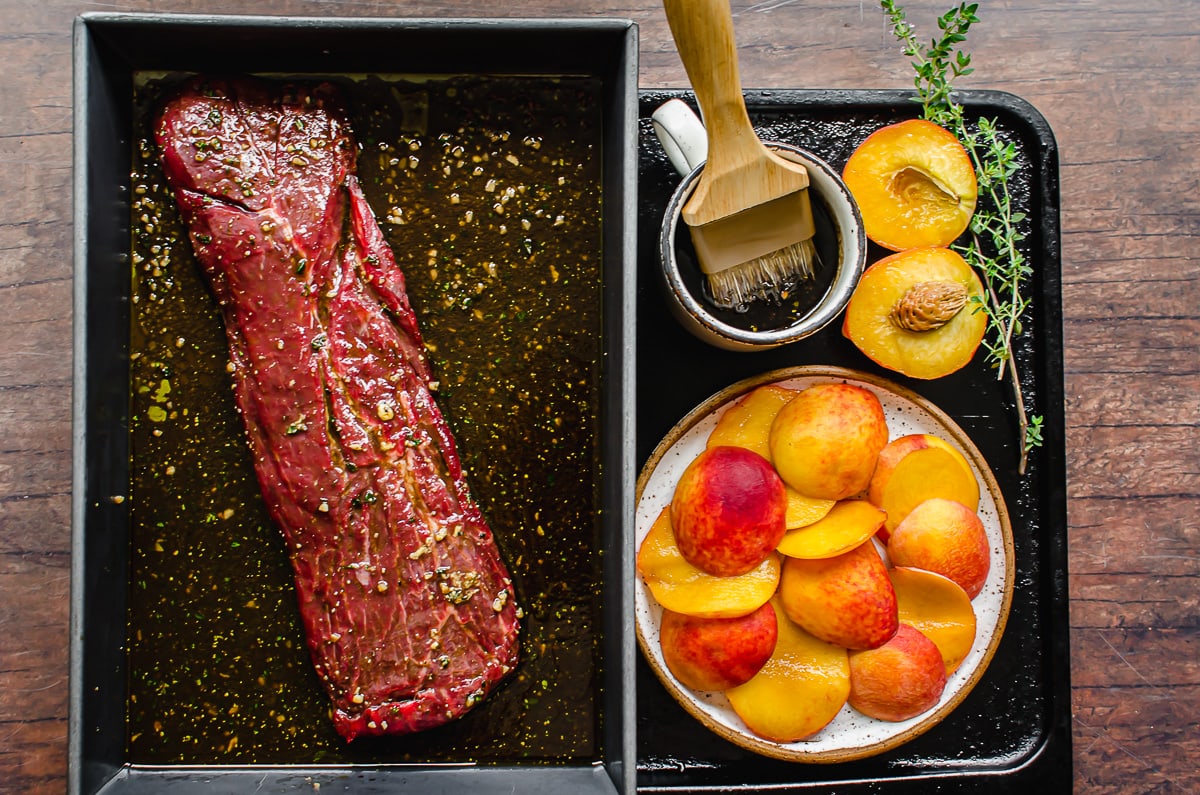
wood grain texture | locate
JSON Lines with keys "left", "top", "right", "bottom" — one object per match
{"left": 1, "top": 1, "right": 1196, "bottom": 793}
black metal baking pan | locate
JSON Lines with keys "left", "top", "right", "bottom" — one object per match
{"left": 70, "top": 13, "right": 639, "bottom": 794}
{"left": 634, "top": 89, "right": 1070, "bottom": 791}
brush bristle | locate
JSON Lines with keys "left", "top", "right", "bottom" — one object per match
{"left": 705, "top": 238, "right": 818, "bottom": 312}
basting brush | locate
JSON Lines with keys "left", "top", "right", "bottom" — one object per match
{"left": 663, "top": 0, "right": 817, "bottom": 312}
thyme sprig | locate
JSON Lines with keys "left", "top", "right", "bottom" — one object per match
{"left": 880, "top": 0, "right": 1043, "bottom": 473}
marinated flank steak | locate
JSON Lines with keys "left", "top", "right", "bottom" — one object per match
{"left": 154, "top": 77, "right": 520, "bottom": 741}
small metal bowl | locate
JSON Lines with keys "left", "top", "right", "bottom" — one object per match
{"left": 653, "top": 102, "right": 867, "bottom": 352}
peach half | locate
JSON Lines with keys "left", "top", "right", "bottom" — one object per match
{"left": 890, "top": 566, "right": 977, "bottom": 675}
{"left": 776, "top": 499, "right": 886, "bottom": 560}
{"left": 726, "top": 599, "right": 850, "bottom": 742}
{"left": 842, "top": 118, "right": 977, "bottom": 251}
{"left": 659, "top": 601, "right": 778, "bottom": 692}
{"left": 707, "top": 384, "right": 797, "bottom": 463}
{"left": 869, "top": 432, "right": 980, "bottom": 537}
{"left": 778, "top": 538, "right": 898, "bottom": 650}
{"left": 637, "top": 507, "right": 781, "bottom": 619}
{"left": 842, "top": 246, "right": 988, "bottom": 380}
{"left": 848, "top": 623, "right": 947, "bottom": 722}
{"left": 670, "top": 445, "right": 787, "bottom": 577}
{"left": 768, "top": 383, "right": 889, "bottom": 501}
{"left": 888, "top": 497, "right": 991, "bottom": 599}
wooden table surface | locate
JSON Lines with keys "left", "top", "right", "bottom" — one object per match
{"left": 2, "top": 1, "right": 1196, "bottom": 792}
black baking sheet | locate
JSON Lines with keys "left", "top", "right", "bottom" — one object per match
{"left": 633, "top": 89, "right": 1070, "bottom": 791}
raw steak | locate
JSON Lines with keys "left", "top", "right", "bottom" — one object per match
{"left": 154, "top": 77, "right": 521, "bottom": 741}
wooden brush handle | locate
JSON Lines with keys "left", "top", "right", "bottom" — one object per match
{"left": 663, "top": 0, "right": 808, "bottom": 226}
{"left": 662, "top": 0, "right": 761, "bottom": 179}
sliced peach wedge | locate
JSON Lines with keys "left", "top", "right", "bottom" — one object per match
{"left": 869, "top": 433, "right": 975, "bottom": 505}
{"left": 706, "top": 384, "right": 797, "bottom": 463}
{"left": 636, "top": 507, "right": 781, "bottom": 619}
{"left": 777, "top": 499, "right": 886, "bottom": 560}
{"left": 784, "top": 486, "right": 837, "bottom": 530}
{"left": 889, "top": 566, "right": 977, "bottom": 675}
{"left": 842, "top": 118, "right": 977, "bottom": 251}
{"left": 843, "top": 247, "right": 988, "bottom": 380}
{"left": 869, "top": 432, "right": 980, "bottom": 537}
{"left": 726, "top": 598, "right": 850, "bottom": 743}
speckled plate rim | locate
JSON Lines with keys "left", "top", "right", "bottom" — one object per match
{"left": 634, "top": 365, "right": 1016, "bottom": 763}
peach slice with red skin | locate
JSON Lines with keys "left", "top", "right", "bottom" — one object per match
{"left": 637, "top": 507, "right": 781, "bottom": 619}
{"left": 707, "top": 384, "right": 798, "bottom": 463}
{"left": 842, "top": 118, "right": 978, "bottom": 251}
{"left": 659, "top": 601, "right": 778, "bottom": 692}
{"left": 869, "top": 433, "right": 980, "bottom": 537}
{"left": 888, "top": 497, "right": 991, "bottom": 599}
{"left": 768, "top": 383, "right": 889, "bottom": 501}
{"left": 890, "top": 566, "right": 977, "bottom": 674}
{"left": 726, "top": 598, "right": 850, "bottom": 742}
{"left": 848, "top": 623, "right": 948, "bottom": 722}
{"left": 778, "top": 538, "right": 898, "bottom": 650}
{"left": 776, "top": 499, "right": 886, "bottom": 560}
{"left": 842, "top": 246, "right": 988, "bottom": 380}
{"left": 670, "top": 445, "right": 787, "bottom": 577}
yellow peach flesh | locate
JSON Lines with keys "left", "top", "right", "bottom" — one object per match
{"left": 784, "top": 486, "right": 837, "bottom": 530}
{"left": 707, "top": 384, "right": 798, "bottom": 463}
{"left": 875, "top": 444, "right": 980, "bottom": 534}
{"left": 842, "top": 119, "right": 978, "bottom": 251}
{"left": 842, "top": 247, "right": 988, "bottom": 380}
{"left": 889, "top": 566, "right": 977, "bottom": 674}
{"left": 726, "top": 599, "right": 850, "bottom": 742}
{"left": 777, "top": 499, "right": 886, "bottom": 559}
{"left": 869, "top": 433, "right": 976, "bottom": 507}
{"left": 637, "top": 507, "right": 781, "bottom": 619}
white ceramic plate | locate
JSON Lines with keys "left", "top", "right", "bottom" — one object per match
{"left": 634, "top": 366, "right": 1014, "bottom": 762}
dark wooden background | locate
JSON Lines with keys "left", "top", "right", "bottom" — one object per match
{"left": 2, "top": 1, "right": 1196, "bottom": 792}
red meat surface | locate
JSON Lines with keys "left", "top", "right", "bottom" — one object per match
{"left": 155, "top": 77, "right": 520, "bottom": 741}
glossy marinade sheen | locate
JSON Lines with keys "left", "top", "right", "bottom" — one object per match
{"left": 154, "top": 77, "right": 521, "bottom": 741}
